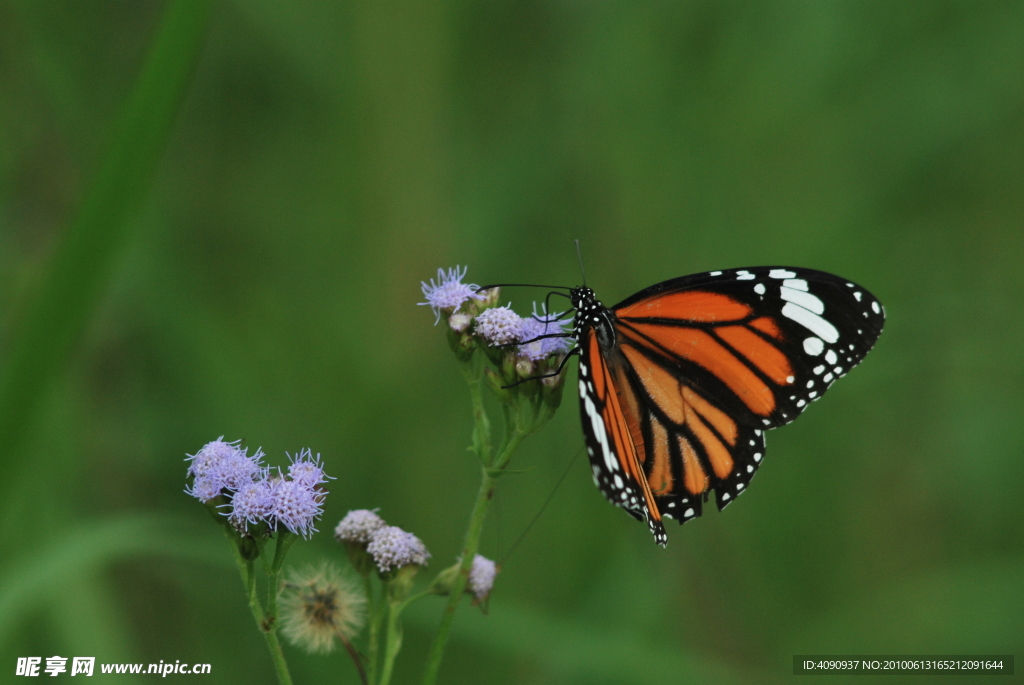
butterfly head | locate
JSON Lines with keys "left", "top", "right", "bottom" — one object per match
{"left": 570, "top": 286, "right": 600, "bottom": 312}
{"left": 570, "top": 286, "right": 612, "bottom": 342}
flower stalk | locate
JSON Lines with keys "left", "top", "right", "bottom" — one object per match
{"left": 416, "top": 267, "right": 569, "bottom": 685}
{"left": 228, "top": 530, "right": 294, "bottom": 685}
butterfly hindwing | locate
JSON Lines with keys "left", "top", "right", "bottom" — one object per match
{"left": 611, "top": 336, "right": 771, "bottom": 518}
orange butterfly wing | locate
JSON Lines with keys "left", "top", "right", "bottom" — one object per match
{"left": 576, "top": 267, "right": 884, "bottom": 546}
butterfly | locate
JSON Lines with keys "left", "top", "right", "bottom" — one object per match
{"left": 563, "top": 267, "right": 884, "bottom": 546}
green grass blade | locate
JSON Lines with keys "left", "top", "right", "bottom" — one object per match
{"left": 0, "top": 0, "right": 215, "bottom": 507}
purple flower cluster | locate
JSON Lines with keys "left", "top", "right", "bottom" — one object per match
{"left": 419, "top": 266, "right": 574, "bottom": 364}
{"left": 517, "top": 303, "right": 573, "bottom": 361}
{"left": 366, "top": 525, "right": 431, "bottom": 573}
{"left": 186, "top": 439, "right": 328, "bottom": 538}
{"left": 186, "top": 438, "right": 264, "bottom": 500}
{"left": 336, "top": 509, "right": 430, "bottom": 573}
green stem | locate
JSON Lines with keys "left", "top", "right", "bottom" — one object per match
{"left": 378, "top": 601, "right": 403, "bottom": 685}
{"left": 462, "top": 356, "right": 492, "bottom": 466}
{"left": 366, "top": 575, "right": 381, "bottom": 685}
{"left": 228, "top": 534, "right": 293, "bottom": 685}
{"left": 421, "top": 433, "right": 526, "bottom": 685}
{"left": 379, "top": 591, "right": 430, "bottom": 685}
{"left": 266, "top": 532, "right": 295, "bottom": 629}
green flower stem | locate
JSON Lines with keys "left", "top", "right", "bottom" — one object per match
{"left": 379, "top": 591, "right": 431, "bottom": 685}
{"left": 462, "top": 355, "right": 492, "bottom": 465}
{"left": 366, "top": 575, "right": 382, "bottom": 685}
{"left": 421, "top": 430, "right": 526, "bottom": 685}
{"left": 378, "top": 601, "right": 403, "bottom": 685}
{"left": 227, "top": 532, "right": 293, "bottom": 685}
{"left": 266, "top": 531, "right": 296, "bottom": 629}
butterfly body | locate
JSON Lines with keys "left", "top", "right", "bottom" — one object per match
{"left": 570, "top": 267, "right": 884, "bottom": 547}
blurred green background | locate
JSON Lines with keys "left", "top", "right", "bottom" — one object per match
{"left": 2, "top": 1, "right": 1022, "bottom": 683}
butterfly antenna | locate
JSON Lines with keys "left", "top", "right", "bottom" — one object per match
{"left": 476, "top": 283, "right": 572, "bottom": 293}
{"left": 574, "top": 239, "right": 587, "bottom": 286}
{"left": 499, "top": 445, "right": 584, "bottom": 566}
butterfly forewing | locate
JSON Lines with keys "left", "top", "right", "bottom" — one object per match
{"left": 612, "top": 267, "right": 885, "bottom": 429}
{"left": 574, "top": 266, "right": 884, "bottom": 545}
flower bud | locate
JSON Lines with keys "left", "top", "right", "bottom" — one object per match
{"left": 446, "top": 321, "right": 476, "bottom": 363}
{"left": 542, "top": 365, "right": 567, "bottom": 410}
{"left": 428, "top": 562, "right": 461, "bottom": 596}
{"left": 483, "top": 367, "right": 512, "bottom": 404}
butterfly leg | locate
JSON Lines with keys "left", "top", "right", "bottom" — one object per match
{"left": 501, "top": 347, "right": 580, "bottom": 388}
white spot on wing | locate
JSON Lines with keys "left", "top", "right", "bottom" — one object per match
{"left": 814, "top": 365, "right": 825, "bottom": 374}
{"left": 803, "top": 336, "right": 825, "bottom": 355}
{"left": 736, "top": 270, "right": 755, "bottom": 280}
{"left": 872, "top": 301, "right": 881, "bottom": 314}
{"left": 784, "top": 304, "right": 839, "bottom": 343}
{"left": 823, "top": 372, "right": 834, "bottom": 382}
{"left": 769, "top": 269, "right": 797, "bottom": 279}
{"left": 825, "top": 349, "right": 838, "bottom": 365}
{"left": 753, "top": 452, "right": 762, "bottom": 462}
{"left": 780, "top": 286, "right": 825, "bottom": 314}
{"left": 684, "top": 508, "right": 694, "bottom": 518}
{"left": 709, "top": 271, "right": 722, "bottom": 276}
{"left": 853, "top": 291, "right": 862, "bottom": 302}
{"left": 782, "top": 278, "right": 808, "bottom": 291}
{"left": 786, "top": 375, "right": 794, "bottom": 383}
{"left": 583, "top": 392, "right": 617, "bottom": 475}
{"left": 754, "top": 283, "right": 766, "bottom": 295}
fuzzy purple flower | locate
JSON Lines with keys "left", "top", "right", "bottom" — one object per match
{"left": 474, "top": 306, "right": 523, "bottom": 346}
{"left": 273, "top": 477, "right": 326, "bottom": 538}
{"left": 219, "top": 449, "right": 265, "bottom": 490}
{"left": 335, "top": 509, "right": 387, "bottom": 545}
{"left": 288, "top": 449, "right": 330, "bottom": 487}
{"left": 467, "top": 554, "right": 498, "bottom": 600}
{"left": 187, "top": 475, "right": 225, "bottom": 503}
{"left": 420, "top": 266, "right": 485, "bottom": 324}
{"left": 366, "top": 525, "right": 431, "bottom": 573}
{"left": 229, "top": 479, "right": 276, "bottom": 528}
{"left": 187, "top": 438, "right": 245, "bottom": 478}
{"left": 517, "top": 304, "right": 573, "bottom": 360}
{"left": 185, "top": 438, "right": 264, "bottom": 502}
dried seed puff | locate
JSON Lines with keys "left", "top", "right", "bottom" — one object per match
{"left": 280, "top": 563, "right": 366, "bottom": 654}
